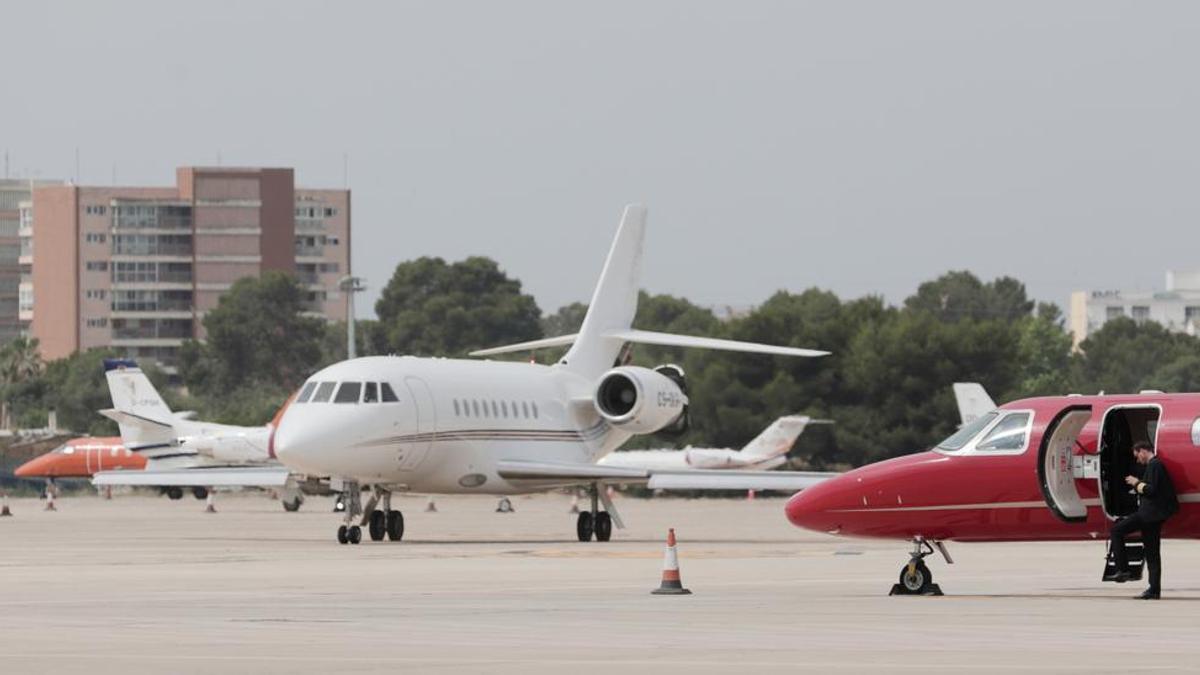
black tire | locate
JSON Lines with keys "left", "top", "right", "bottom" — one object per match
{"left": 386, "top": 510, "right": 404, "bottom": 541}
{"left": 594, "top": 512, "right": 613, "bottom": 542}
{"left": 166, "top": 487, "right": 183, "bottom": 501}
{"left": 576, "top": 511, "right": 594, "bottom": 542}
{"left": 368, "top": 510, "right": 386, "bottom": 541}
{"left": 281, "top": 497, "right": 302, "bottom": 512}
{"left": 898, "top": 561, "right": 933, "bottom": 594}
{"left": 348, "top": 525, "right": 362, "bottom": 545}
{"left": 192, "top": 487, "right": 208, "bottom": 500}
{"left": 337, "top": 525, "right": 349, "bottom": 545}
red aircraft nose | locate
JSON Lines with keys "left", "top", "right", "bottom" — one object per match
{"left": 14, "top": 454, "right": 50, "bottom": 478}
{"left": 785, "top": 476, "right": 848, "bottom": 533}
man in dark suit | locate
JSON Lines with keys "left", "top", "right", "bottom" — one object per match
{"left": 1106, "top": 441, "right": 1179, "bottom": 599}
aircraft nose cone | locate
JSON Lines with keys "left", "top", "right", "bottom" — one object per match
{"left": 785, "top": 477, "right": 844, "bottom": 533}
{"left": 13, "top": 456, "right": 43, "bottom": 478}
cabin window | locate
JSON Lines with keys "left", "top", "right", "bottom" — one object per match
{"left": 482, "top": 400, "right": 491, "bottom": 418}
{"left": 936, "top": 412, "right": 997, "bottom": 451}
{"left": 976, "top": 412, "right": 1031, "bottom": 451}
{"left": 501, "top": 401, "right": 508, "bottom": 418}
{"left": 453, "top": 399, "right": 461, "bottom": 416}
{"left": 532, "top": 402, "right": 539, "bottom": 419}
{"left": 311, "top": 382, "right": 336, "bottom": 403}
{"left": 1192, "top": 417, "right": 1200, "bottom": 446}
{"left": 334, "top": 382, "right": 362, "bottom": 403}
{"left": 363, "top": 382, "right": 379, "bottom": 403}
{"left": 472, "top": 400, "right": 479, "bottom": 416}
{"left": 296, "top": 382, "right": 317, "bottom": 403}
{"left": 380, "top": 383, "right": 399, "bottom": 403}
{"left": 491, "top": 400, "right": 499, "bottom": 417}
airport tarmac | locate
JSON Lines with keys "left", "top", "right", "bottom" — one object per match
{"left": 1, "top": 492, "right": 1198, "bottom": 674}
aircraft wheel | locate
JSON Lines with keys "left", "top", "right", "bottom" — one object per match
{"left": 337, "top": 525, "right": 349, "bottom": 545}
{"left": 368, "top": 510, "right": 386, "bottom": 541}
{"left": 282, "top": 497, "right": 303, "bottom": 512}
{"left": 576, "top": 511, "right": 594, "bottom": 542}
{"left": 594, "top": 512, "right": 613, "bottom": 542}
{"left": 386, "top": 510, "right": 404, "bottom": 541}
{"left": 348, "top": 525, "right": 362, "bottom": 545}
{"left": 192, "top": 487, "right": 208, "bottom": 500}
{"left": 166, "top": 487, "right": 184, "bottom": 501}
{"left": 898, "top": 561, "right": 933, "bottom": 594}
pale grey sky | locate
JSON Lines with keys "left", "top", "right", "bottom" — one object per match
{"left": 5, "top": 1, "right": 1199, "bottom": 317}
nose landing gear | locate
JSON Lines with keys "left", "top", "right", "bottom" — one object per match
{"left": 889, "top": 538, "right": 949, "bottom": 596}
{"left": 335, "top": 481, "right": 363, "bottom": 545}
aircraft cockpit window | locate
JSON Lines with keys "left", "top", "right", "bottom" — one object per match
{"left": 311, "top": 382, "right": 336, "bottom": 403}
{"left": 976, "top": 412, "right": 1032, "bottom": 451}
{"left": 62, "top": 447, "right": 75, "bottom": 455}
{"left": 380, "top": 383, "right": 399, "bottom": 403}
{"left": 334, "top": 382, "right": 362, "bottom": 403}
{"left": 296, "top": 382, "right": 317, "bottom": 403}
{"left": 363, "top": 382, "right": 379, "bottom": 403}
{"left": 936, "top": 412, "right": 997, "bottom": 451}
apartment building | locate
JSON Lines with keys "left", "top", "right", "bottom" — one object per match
{"left": 24, "top": 167, "right": 350, "bottom": 366}
{"left": 1069, "top": 271, "right": 1200, "bottom": 347}
{"left": 1, "top": 179, "right": 62, "bottom": 342}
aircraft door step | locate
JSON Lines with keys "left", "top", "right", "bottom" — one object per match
{"left": 1102, "top": 541, "right": 1144, "bottom": 583}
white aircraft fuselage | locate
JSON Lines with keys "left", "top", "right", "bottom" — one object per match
{"left": 275, "top": 356, "right": 632, "bottom": 494}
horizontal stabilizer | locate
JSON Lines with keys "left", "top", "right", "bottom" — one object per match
{"left": 647, "top": 469, "right": 834, "bottom": 491}
{"left": 471, "top": 330, "right": 828, "bottom": 359}
{"left": 99, "top": 408, "right": 175, "bottom": 430}
{"left": 470, "top": 334, "right": 579, "bottom": 357}
{"left": 93, "top": 467, "right": 292, "bottom": 487}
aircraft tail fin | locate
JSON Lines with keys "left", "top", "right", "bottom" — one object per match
{"left": 103, "top": 359, "right": 178, "bottom": 446}
{"left": 558, "top": 204, "right": 647, "bottom": 378}
{"left": 952, "top": 382, "right": 996, "bottom": 426}
{"left": 740, "top": 415, "right": 828, "bottom": 460}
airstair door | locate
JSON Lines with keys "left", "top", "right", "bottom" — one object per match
{"left": 1038, "top": 407, "right": 1092, "bottom": 523}
{"left": 397, "top": 377, "right": 436, "bottom": 471}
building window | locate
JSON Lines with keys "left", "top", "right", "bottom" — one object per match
{"left": 1186, "top": 307, "right": 1200, "bottom": 328}
{"left": 85, "top": 290, "right": 107, "bottom": 300}
{"left": 84, "top": 205, "right": 108, "bottom": 216}
{"left": 85, "top": 233, "right": 107, "bottom": 244}
{"left": 327, "top": 236, "right": 340, "bottom": 245}
{"left": 85, "top": 318, "right": 108, "bottom": 328}
{"left": 1131, "top": 306, "right": 1150, "bottom": 323}
{"left": 86, "top": 261, "right": 108, "bottom": 272}
{"left": 1105, "top": 306, "right": 1125, "bottom": 320}
{"left": 323, "top": 207, "right": 337, "bottom": 217}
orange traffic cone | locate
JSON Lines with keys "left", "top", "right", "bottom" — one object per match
{"left": 204, "top": 492, "right": 217, "bottom": 513}
{"left": 651, "top": 528, "right": 692, "bottom": 595}
{"left": 44, "top": 492, "right": 57, "bottom": 511}
{"left": 425, "top": 496, "right": 438, "bottom": 513}
{"left": 1, "top": 493, "right": 12, "bottom": 516}
{"left": 747, "top": 489, "right": 756, "bottom": 501}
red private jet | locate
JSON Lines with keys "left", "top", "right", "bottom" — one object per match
{"left": 785, "top": 392, "right": 1200, "bottom": 594}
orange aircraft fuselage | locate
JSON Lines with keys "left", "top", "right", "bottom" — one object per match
{"left": 13, "top": 437, "right": 145, "bottom": 479}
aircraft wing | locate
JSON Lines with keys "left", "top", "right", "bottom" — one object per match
{"left": 646, "top": 469, "right": 834, "bottom": 491}
{"left": 496, "top": 460, "right": 835, "bottom": 492}
{"left": 93, "top": 467, "right": 292, "bottom": 487}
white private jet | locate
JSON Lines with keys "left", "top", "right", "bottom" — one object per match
{"left": 273, "top": 205, "right": 836, "bottom": 544}
{"left": 599, "top": 415, "right": 829, "bottom": 471}
{"left": 92, "top": 360, "right": 317, "bottom": 511}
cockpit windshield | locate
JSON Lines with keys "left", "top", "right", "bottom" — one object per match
{"left": 936, "top": 411, "right": 998, "bottom": 452}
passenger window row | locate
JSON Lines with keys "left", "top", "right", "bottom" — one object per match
{"left": 296, "top": 380, "right": 400, "bottom": 404}
{"left": 453, "top": 398, "right": 538, "bottom": 420}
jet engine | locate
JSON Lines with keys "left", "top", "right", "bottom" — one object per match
{"left": 178, "top": 431, "right": 269, "bottom": 465}
{"left": 593, "top": 365, "right": 688, "bottom": 434}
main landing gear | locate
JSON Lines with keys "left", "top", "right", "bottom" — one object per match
{"left": 576, "top": 482, "right": 620, "bottom": 542}
{"left": 889, "top": 538, "right": 952, "bottom": 596}
{"left": 336, "top": 483, "right": 404, "bottom": 545}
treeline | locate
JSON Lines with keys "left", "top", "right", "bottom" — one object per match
{"left": 3, "top": 261, "right": 1199, "bottom": 468}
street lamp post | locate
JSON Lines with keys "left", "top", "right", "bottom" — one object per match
{"left": 338, "top": 275, "right": 366, "bottom": 359}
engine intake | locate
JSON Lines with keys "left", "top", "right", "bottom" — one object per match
{"left": 593, "top": 366, "right": 688, "bottom": 434}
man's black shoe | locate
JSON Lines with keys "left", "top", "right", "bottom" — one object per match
{"left": 1104, "top": 570, "right": 1132, "bottom": 583}
{"left": 1138, "top": 589, "right": 1161, "bottom": 600}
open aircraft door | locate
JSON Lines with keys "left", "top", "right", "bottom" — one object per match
{"left": 1037, "top": 406, "right": 1093, "bottom": 523}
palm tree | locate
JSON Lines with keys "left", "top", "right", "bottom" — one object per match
{"left": 0, "top": 337, "right": 42, "bottom": 429}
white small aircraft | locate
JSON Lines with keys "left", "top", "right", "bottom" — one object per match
{"left": 92, "top": 361, "right": 315, "bottom": 511}
{"left": 272, "top": 205, "right": 836, "bottom": 544}
{"left": 599, "top": 415, "right": 827, "bottom": 471}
